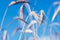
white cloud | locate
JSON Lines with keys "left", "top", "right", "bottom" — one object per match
{"left": 28, "top": 36, "right": 60, "bottom": 40}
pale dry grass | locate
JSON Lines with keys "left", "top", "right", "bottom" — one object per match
{"left": 8, "top": 1, "right": 16, "bottom": 6}
{"left": 53, "top": 1, "right": 60, "bottom": 6}
{"left": 39, "top": 10, "right": 44, "bottom": 24}
{"left": 8, "top": 0, "right": 28, "bottom": 6}
{"left": 13, "top": 27, "right": 20, "bottom": 35}
{"left": 13, "top": 27, "right": 33, "bottom": 36}
{"left": 24, "top": 3, "right": 31, "bottom": 13}
{"left": 52, "top": 6, "right": 60, "bottom": 22}
{"left": 49, "top": 22, "right": 60, "bottom": 34}
{"left": 14, "top": 16, "right": 28, "bottom": 24}
{"left": 19, "top": 5, "right": 24, "bottom": 19}
{"left": 23, "top": 29, "right": 33, "bottom": 33}
{"left": 29, "top": 10, "right": 44, "bottom": 24}
{"left": 49, "top": 22, "right": 60, "bottom": 27}
{"left": 49, "top": 22, "right": 60, "bottom": 40}
{"left": 29, "top": 11, "right": 39, "bottom": 20}
{"left": 0, "top": 7, "right": 8, "bottom": 32}
{"left": 27, "top": 20, "right": 37, "bottom": 29}
{"left": 3, "top": 30, "right": 7, "bottom": 40}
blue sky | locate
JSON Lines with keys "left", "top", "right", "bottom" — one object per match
{"left": 0, "top": 0, "right": 60, "bottom": 40}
